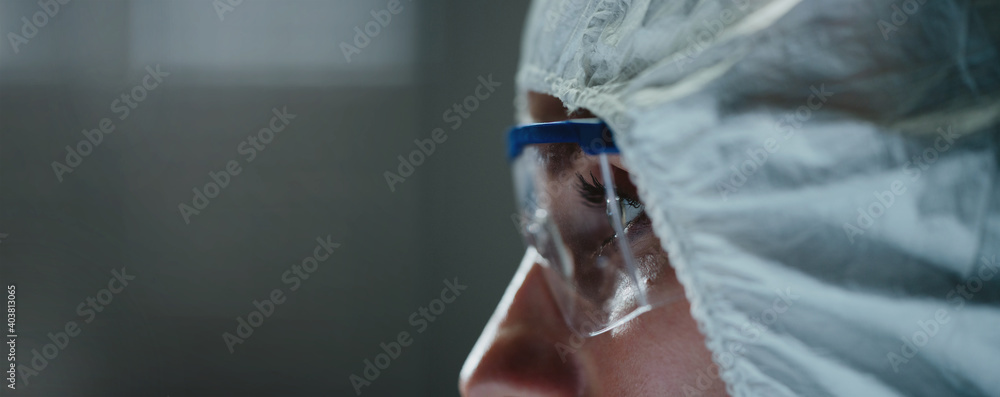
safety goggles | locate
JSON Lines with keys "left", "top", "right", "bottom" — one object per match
{"left": 508, "top": 119, "right": 683, "bottom": 337}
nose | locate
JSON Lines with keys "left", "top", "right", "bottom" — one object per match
{"left": 459, "top": 248, "right": 586, "bottom": 397}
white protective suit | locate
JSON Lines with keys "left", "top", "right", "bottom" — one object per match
{"left": 516, "top": 0, "right": 1000, "bottom": 396}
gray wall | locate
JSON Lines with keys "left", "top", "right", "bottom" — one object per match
{"left": 0, "top": 0, "right": 529, "bottom": 395}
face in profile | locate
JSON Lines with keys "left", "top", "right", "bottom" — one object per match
{"left": 458, "top": 93, "right": 729, "bottom": 397}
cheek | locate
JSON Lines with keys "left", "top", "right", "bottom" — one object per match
{"left": 585, "top": 298, "right": 729, "bottom": 396}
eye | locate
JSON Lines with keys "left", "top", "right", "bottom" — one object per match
{"left": 576, "top": 171, "right": 645, "bottom": 230}
{"left": 609, "top": 195, "right": 643, "bottom": 231}
{"left": 619, "top": 198, "right": 644, "bottom": 229}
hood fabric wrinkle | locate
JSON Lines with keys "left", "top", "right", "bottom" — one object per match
{"left": 516, "top": 0, "right": 1000, "bottom": 395}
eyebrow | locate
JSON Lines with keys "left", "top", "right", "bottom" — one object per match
{"left": 538, "top": 143, "right": 584, "bottom": 178}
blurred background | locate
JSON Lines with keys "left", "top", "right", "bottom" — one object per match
{"left": 0, "top": 0, "right": 531, "bottom": 395}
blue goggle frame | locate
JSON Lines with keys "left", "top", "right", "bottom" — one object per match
{"left": 507, "top": 119, "right": 617, "bottom": 160}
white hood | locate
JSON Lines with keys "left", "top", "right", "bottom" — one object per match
{"left": 516, "top": 0, "right": 1000, "bottom": 395}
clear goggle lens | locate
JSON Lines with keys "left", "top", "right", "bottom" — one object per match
{"left": 509, "top": 120, "right": 683, "bottom": 336}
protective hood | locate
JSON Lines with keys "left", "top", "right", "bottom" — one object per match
{"left": 516, "top": 0, "right": 1000, "bottom": 396}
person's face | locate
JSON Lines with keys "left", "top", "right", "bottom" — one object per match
{"left": 458, "top": 93, "right": 729, "bottom": 397}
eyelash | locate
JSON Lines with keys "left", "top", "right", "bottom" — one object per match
{"left": 575, "top": 172, "right": 641, "bottom": 208}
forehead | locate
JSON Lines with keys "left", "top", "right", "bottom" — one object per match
{"left": 527, "top": 92, "right": 596, "bottom": 122}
